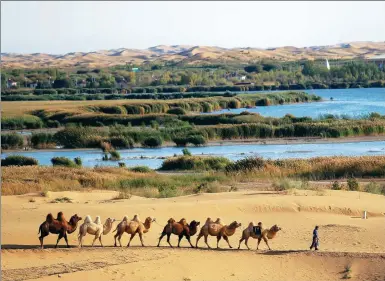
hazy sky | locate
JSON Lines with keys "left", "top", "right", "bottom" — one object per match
{"left": 2, "top": 1, "right": 385, "bottom": 54}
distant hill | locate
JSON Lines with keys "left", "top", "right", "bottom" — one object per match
{"left": 2, "top": 41, "right": 385, "bottom": 69}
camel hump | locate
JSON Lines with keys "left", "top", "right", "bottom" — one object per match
{"left": 122, "top": 215, "right": 129, "bottom": 221}
{"left": 132, "top": 214, "right": 140, "bottom": 222}
{"left": 179, "top": 218, "right": 187, "bottom": 225}
{"left": 57, "top": 212, "right": 64, "bottom": 221}
{"left": 248, "top": 222, "right": 254, "bottom": 228}
{"left": 94, "top": 216, "right": 101, "bottom": 224}
{"left": 46, "top": 213, "right": 54, "bottom": 223}
{"left": 214, "top": 218, "right": 222, "bottom": 224}
{"left": 84, "top": 215, "right": 92, "bottom": 224}
{"left": 168, "top": 218, "right": 175, "bottom": 224}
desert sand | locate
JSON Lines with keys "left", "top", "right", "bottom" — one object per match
{"left": 2, "top": 188, "right": 385, "bottom": 281}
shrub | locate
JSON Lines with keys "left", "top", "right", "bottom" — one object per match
{"left": 187, "top": 135, "right": 207, "bottom": 146}
{"left": 225, "top": 157, "right": 265, "bottom": 173}
{"left": 1, "top": 133, "right": 24, "bottom": 149}
{"left": 142, "top": 136, "right": 163, "bottom": 148}
{"left": 109, "top": 136, "right": 134, "bottom": 148}
{"left": 118, "top": 162, "right": 126, "bottom": 167}
{"left": 364, "top": 182, "right": 383, "bottom": 194}
{"left": 31, "top": 133, "right": 56, "bottom": 148}
{"left": 331, "top": 181, "right": 341, "bottom": 190}
{"left": 1, "top": 115, "right": 44, "bottom": 130}
{"left": 109, "top": 150, "right": 121, "bottom": 160}
{"left": 74, "top": 157, "right": 82, "bottom": 166}
{"left": 347, "top": 177, "right": 359, "bottom": 191}
{"left": 167, "top": 107, "right": 187, "bottom": 115}
{"left": 182, "top": 148, "right": 192, "bottom": 156}
{"left": 160, "top": 156, "right": 231, "bottom": 171}
{"left": 51, "top": 157, "right": 77, "bottom": 167}
{"left": 129, "top": 166, "right": 153, "bottom": 173}
{"left": 1, "top": 155, "right": 38, "bottom": 166}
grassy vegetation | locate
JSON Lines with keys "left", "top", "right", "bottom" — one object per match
{"left": 4, "top": 112, "right": 384, "bottom": 150}
{"left": 1, "top": 91, "right": 321, "bottom": 129}
{"left": 1, "top": 155, "right": 39, "bottom": 166}
{"left": 2, "top": 156, "right": 385, "bottom": 197}
{"left": 160, "top": 156, "right": 231, "bottom": 171}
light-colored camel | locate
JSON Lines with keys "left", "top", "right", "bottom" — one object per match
{"left": 113, "top": 214, "right": 155, "bottom": 247}
{"left": 238, "top": 222, "right": 282, "bottom": 250}
{"left": 78, "top": 215, "right": 116, "bottom": 247}
{"left": 196, "top": 217, "right": 241, "bottom": 248}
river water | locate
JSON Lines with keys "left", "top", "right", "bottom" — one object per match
{"left": 209, "top": 88, "right": 385, "bottom": 118}
{"left": 2, "top": 140, "right": 385, "bottom": 169}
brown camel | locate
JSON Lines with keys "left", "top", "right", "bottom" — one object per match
{"left": 196, "top": 218, "right": 241, "bottom": 248}
{"left": 157, "top": 218, "right": 200, "bottom": 248}
{"left": 113, "top": 215, "right": 155, "bottom": 247}
{"left": 238, "top": 223, "right": 281, "bottom": 250}
{"left": 38, "top": 212, "right": 82, "bottom": 249}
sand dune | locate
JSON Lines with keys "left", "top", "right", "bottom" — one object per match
{"left": 1, "top": 189, "right": 385, "bottom": 280}
{"left": 3, "top": 41, "right": 385, "bottom": 68}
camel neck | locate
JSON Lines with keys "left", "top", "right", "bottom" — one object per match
{"left": 103, "top": 222, "right": 113, "bottom": 235}
{"left": 67, "top": 222, "right": 78, "bottom": 234}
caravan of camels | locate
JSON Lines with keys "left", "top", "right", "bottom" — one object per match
{"left": 38, "top": 212, "right": 282, "bottom": 250}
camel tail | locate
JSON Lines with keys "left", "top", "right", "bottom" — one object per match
{"left": 112, "top": 226, "right": 118, "bottom": 233}
{"left": 38, "top": 225, "right": 41, "bottom": 235}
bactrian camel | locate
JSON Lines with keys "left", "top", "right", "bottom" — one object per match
{"left": 113, "top": 215, "right": 155, "bottom": 247}
{"left": 38, "top": 212, "right": 82, "bottom": 249}
{"left": 196, "top": 217, "right": 242, "bottom": 248}
{"left": 157, "top": 218, "right": 200, "bottom": 248}
{"left": 78, "top": 215, "right": 116, "bottom": 247}
{"left": 238, "top": 222, "right": 281, "bottom": 250}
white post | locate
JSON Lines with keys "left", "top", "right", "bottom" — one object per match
{"left": 363, "top": 211, "right": 367, "bottom": 219}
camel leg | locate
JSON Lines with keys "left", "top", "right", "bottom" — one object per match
{"left": 55, "top": 232, "right": 64, "bottom": 248}
{"left": 127, "top": 233, "right": 137, "bottom": 247}
{"left": 223, "top": 236, "right": 232, "bottom": 248}
{"left": 245, "top": 237, "right": 250, "bottom": 250}
{"left": 216, "top": 235, "right": 222, "bottom": 249}
{"left": 64, "top": 233, "right": 70, "bottom": 248}
{"left": 257, "top": 238, "right": 262, "bottom": 250}
{"left": 166, "top": 233, "right": 173, "bottom": 248}
{"left": 39, "top": 230, "right": 49, "bottom": 249}
{"left": 204, "top": 235, "right": 211, "bottom": 249}
{"left": 263, "top": 237, "right": 271, "bottom": 250}
{"left": 118, "top": 234, "right": 123, "bottom": 247}
{"left": 91, "top": 235, "right": 98, "bottom": 247}
{"left": 177, "top": 234, "right": 183, "bottom": 247}
{"left": 157, "top": 232, "right": 166, "bottom": 247}
{"left": 195, "top": 232, "right": 203, "bottom": 248}
{"left": 238, "top": 236, "right": 245, "bottom": 249}
{"left": 139, "top": 232, "right": 145, "bottom": 247}
{"left": 99, "top": 236, "right": 103, "bottom": 247}
{"left": 185, "top": 234, "right": 194, "bottom": 248}
{"left": 114, "top": 233, "right": 118, "bottom": 247}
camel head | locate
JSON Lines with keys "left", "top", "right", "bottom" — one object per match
{"left": 69, "top": 214, "right": 82, "bottom": 225}
{"left": 270, "top": 224, "right": 282, "bottom": 233}
{"left": 189, "top": 220, "right": 200, "bottom": 236}
{"left": 144, "top": 217, "right": 155, "bottom": 228}
{"left": 229, "top": 221, "right": 242, "bottom": 229}
{"left": 103, "top": 217, "right": 116, "bottom": 235}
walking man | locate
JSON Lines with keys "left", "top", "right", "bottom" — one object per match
{"left": 310, "top": 226, "right": 319, "bottom": 250}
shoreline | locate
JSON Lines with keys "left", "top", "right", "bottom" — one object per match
{"left": 2, "top": 135, "right": 385, "bottom": 153}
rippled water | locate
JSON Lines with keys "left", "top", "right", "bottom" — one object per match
{"left": 3, "top": 141, "right": 385, "bottom": 169}
{"left": 208, "top": 88, "right": 385, "bottom": 118}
